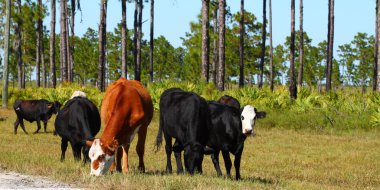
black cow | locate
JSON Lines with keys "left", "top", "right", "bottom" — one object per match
{"left": 13, "top": 99, "right": 61, "bottom": 134}
{"left": 206, "top": 101, "right": 266, "bottom": 180}
{"left": 217, "top": 95, "right": 240, "bottom": 109}
{"left": 54, "top": 95, "right": 100, "bottom": 162}
{"left": 156, "top": 88, "right": 211, "bottom": 174}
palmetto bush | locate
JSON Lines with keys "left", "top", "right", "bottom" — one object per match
{"left": 2, "top": 81, "right": 378, "bottom": 130}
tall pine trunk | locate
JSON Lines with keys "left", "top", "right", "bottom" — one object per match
{"left": 135, "top": 0, "right": 142, "bottom": 81}
{"left": 217, "top": 0, "right": 226, "bottom": 91}
{"left": 121, "top": 0, "right": 127, "bottom": 79}
{"left": 239, "top": 0, "right": 244, "bottom": 87}
{"left": 133, "top": 0, "right": 138, "bottom": 80}
{"left": 149, "top": 0, "right": 154, "bottom": 82}
{"left": 259, "top": 0, "right": 267, "bottom": 88}
{"left": 269, "top": 0, "right": 274, "bottom": 91}
{"left": 36, "top": 0, "right": 43, "bottom": 87}
{"left": 201, "top": 0, "right": 210, "bottom": 82}
{"left": 16, "top": 0, "right": 23, "bottom": 89}
{"left": 60, "top": 0, "right": 68, "bottom": 82}
{"left": 326, "top": 0, "right": 334, "bottom": 92}
{"left": 375, "top": 1, "right": 379, "bottom": 91}
{"left": 97, "top": 0, "right": 107, "bottom": 91}
{"left": 212, "top": 1, "right": 218, "bottom": 85}
{"left": 50, "top": 0, "right": 56, "bottom": 88}
{"left": 69, "top": 0, "right": 76, "bottom": 82}
{"left": 289, "top": 0, "right": 297, "bottom": 99}
{"left": 297, "top": 0, "right": 304, "bottom": 87}
{"left": 2, "top": 0, "right": 11, "bottom": 108}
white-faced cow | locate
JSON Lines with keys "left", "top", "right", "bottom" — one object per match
{"left": 206, "top": 100, "right": 266, "bottom": 180}
{"left": 13, "top": 99, "right": 61, "bottom": 134}
{"left": 86, "top": 78, "right": 153, "bottom": 176}
{"left": 54, "top": 91, "right": 100, "bottom": 163}
{"left": 156, "top": 88, "right": 211, "bottom": 175}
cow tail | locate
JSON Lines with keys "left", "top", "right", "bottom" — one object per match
{"left": 155, "top": 113, "right": 164, "bottom": 152}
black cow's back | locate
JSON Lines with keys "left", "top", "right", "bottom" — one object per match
{"left": 55, "top": 97, "right": 100, "bottom": 146}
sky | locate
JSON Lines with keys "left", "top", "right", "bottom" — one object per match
{"left": 46, "top": 0, "right": 377, "bottom": 53}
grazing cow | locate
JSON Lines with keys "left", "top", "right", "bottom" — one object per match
{"left": 86, "top": 78, "right": 153, "bottom": 176}
{"left": 13, "top": 99, "right": 61, "bottom": 134}
{"left": 156, "top": 88, "right": 211, "bottom": 174}
{"left": 54, "top": 91, "right": 100, "bottom": 163}
{"left": 217, "top": 95, "right": 240, "bottom": 109}
{"left": 206, "top": 101, "right": 266, "bottom": 179}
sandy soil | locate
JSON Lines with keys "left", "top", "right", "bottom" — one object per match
{"left": 0, "top": 170, "right": 79, "bottom": 189}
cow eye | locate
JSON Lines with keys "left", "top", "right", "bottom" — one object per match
{"left": 241, "top": 116, "right": 244, "bottom": 120}
{"left": 98, "top": 155, "right": 105, "bottom": 161}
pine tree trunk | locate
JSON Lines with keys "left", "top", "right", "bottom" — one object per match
{"left": 289, "top": 0, "right": 297, "bottom": 99}
{"left": 66, "top": 17, "right": 71, "bottom": 82}
{"left": 217, "top": 0, "right": 226, "bottom": 91}
{"left": 269, "top": 0, "right": 274, "bottom": 91}
{"left": 135, "top": 0, "right": 142, "bottom": 81}
{"left": 377, "top": 0, "right": 380, "bottom": 92}
{"left": 259, "top": 0, "right": 267, "bottom": 88}
{"left": 149, "top": 0, "right": 154, "bottom": 82}
{"left": 50, "top": 0, "right": 56, "bottom": 88}
{"left": 326, "top": 0, "right": 334, "bottom": 92}
{"left": 2, "top": 0, "right": 11, "bottom": 108}
{"left": 97, "top": 0, "right": 107, "bottom": 91}
{"left": 121, "top": 0, "right": 128, "bottom": 79}
{"left": 201, "top": 0, "right": 210, "bottom": 82}
{"left": 36, "top": 0, "right": 43, "bottom": 87}
{"left": 133, "top": 0, "right": 138, "bottom": 80}
{"left": 60, "top": 0, "right": 68, "bottom": 82}
{"left": 375, "top": 0, "right": 379, "bottom": 91}
{"left": 239, "top": 0, "right": 244, "bottom": 87}
{"left": 16, "top": 0, "right": 23, "bottom": 89}
{"left": 212, "top": 1, "right": 218, "bottom": 85}
{"left": 297, "top": 0, "right": 304, "bottom": 87}
{"left": 69, "top": 0, "right": 75, "bottom": 82}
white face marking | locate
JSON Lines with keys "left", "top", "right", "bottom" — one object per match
{"left": 88, "top": 139, "right": 114, "bottom": 176}
{"left": 70, "top": 90, "right": 87, "bottom": 99}
{"left": 241, "top": 105, "right": 256, "bottom": 135}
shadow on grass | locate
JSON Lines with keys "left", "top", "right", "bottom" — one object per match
{"left": 242, "top": 176, "right": 277, "bottom": 185}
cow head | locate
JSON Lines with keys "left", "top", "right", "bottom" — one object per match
{"left": 86, "top": 139, "right": 117, "bottom": 176}
{"left": 70, "top": 91, "right": 87, "bottom": 99}
{"left": 47, "top": 101, "right": 61, "bottom": 114}
{"left": 240, "top": 105, "right": 266, "bottom": 135}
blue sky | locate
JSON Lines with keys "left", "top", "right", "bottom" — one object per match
{"left": 50, "top": 0, "right": 375, "bottom": 52}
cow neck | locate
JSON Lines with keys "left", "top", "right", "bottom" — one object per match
{"left": 99, "top": 125, "right": 122, "bottom": 156}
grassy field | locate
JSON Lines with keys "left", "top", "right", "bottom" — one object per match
{"left": 0, "top": 108, "right": 379, "bottom": 190}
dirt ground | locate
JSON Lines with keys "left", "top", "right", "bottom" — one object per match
{"left": 0, "top": 170, "right": 78, "bottom": 189}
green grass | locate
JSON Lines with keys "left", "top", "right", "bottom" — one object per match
{"left": 0, "top": 108, "right": 379, "bottom": 189}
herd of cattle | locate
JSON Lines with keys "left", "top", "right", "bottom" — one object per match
{"left": 12, "top": 78, "right": 266, "bottom": 180}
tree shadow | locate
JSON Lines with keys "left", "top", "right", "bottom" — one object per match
{"left": 241, "top": 176, "right": 277, "bottom": 185}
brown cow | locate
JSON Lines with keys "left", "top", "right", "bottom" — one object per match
{"left": 86, "top": 78, "right": 153, "bottom": 176}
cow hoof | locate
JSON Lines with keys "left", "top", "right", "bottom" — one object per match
{"left": 33, "top": 131, "right": 39, "bottom": 134}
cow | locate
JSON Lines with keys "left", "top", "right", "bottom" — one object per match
{"left": 85, "top": 78, "right": 153, "bottom": 176}
{"left": 54, "top": 91, "right": 100, "bottom": 163}
{"left": 13, "top": 99, "right": 61, "bottom": 134}
{"left": 206, "top": 101, "right": 266, "bottom": 180}
{"left": 217, "top": 95, "right": 240, "bottom": 109}
{"left": 156, "top": 88, "right": 211, "bottom": 175}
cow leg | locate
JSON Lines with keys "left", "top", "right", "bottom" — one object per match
{"left": 222, "top": 151, "right": 232, "bottom": 178}
{"left": 164, "top": 134, "right": 173, "bottom": 173}
{"left": 82, "top": 145, "right": 90, "bottom": 163}
{"left": 34, "top": 119, "right": 42, "bottom": 134}
{"left": 14, "top": 118, "right": 20, "bottom": 134}
{"left": 211, "top": 150, "right": 223, "bottom": 177}
{"left": 136, "top": 126, "right": 147, "bottom": 172}
{"left": 121, "top": 144, "right": 130, "bottom": 174}
{"left": 115, "top": 146, "right": 123, "bottom": 172}
{"left": 43, "top": 121, "right": 47, "bottom": 133}
{"left": 234, "top": 149, "right": 243, "bottom": 180}
{"left": 60, "top": 139, "right": 68, "bottom": 161}
{"left": 71, "top": 143, "right": 82, "bottom": 161}
{"left": 173, "top": 140, "right": 184, "bottom": 174}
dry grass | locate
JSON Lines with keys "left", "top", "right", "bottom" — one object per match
{"left": 0, "top": 108, "right": 379, "bottom": 189}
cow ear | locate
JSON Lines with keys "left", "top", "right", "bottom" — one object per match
{"left": 108, "top": 139, "right": 119, "bottom": 152}
{"left": 47, "top": 103, "right": 53, "bottom": 109}
{"left": 256, "top": 111, "right": 266, "bottom": 119}
{"left": 85, "top": 140, "right": 94, "bottom": 147}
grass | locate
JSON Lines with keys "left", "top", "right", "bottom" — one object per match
{"left": 0, "top": 108, "right": 379, "bottom": 189}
